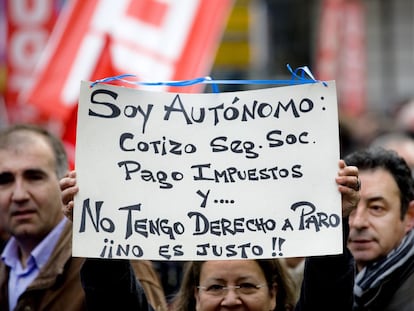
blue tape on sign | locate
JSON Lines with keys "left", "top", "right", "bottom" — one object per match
{"left": 90, "top": 64, "right": 327, "bottom": 90}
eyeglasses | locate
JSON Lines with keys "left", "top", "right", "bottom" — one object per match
{"left": 197, "top": 283, "right": 266, "bottom": 296}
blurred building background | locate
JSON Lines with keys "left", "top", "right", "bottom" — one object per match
{"left": 214, "top": 0, "right": 413, "bottom": 116}
{"left": 212, "top": 0, "right": 413, "bottom": 155}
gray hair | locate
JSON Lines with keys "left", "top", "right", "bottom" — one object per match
{"left": 0, "top": 124, "right": 68, "bottom": 178}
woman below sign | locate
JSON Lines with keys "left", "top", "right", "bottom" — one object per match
{"left": 61, "top": 160, "right": 360, "bottom": 311}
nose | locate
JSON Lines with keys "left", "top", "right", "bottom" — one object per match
{"left": 11, "top": 179, "right": 30, "bottom": 202}
{"left": 349, "top": 205, "right": 369, "bottom": 229}
{"left": 220, "top": 288, "right": 242, "bottom": 306}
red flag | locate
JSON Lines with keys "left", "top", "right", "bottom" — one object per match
{"left": 315, "top": 0, "right": 366, "bottom": 116}
{"left": 20, "top": 0, "right": 233, "bottom": 123}
{"left": 315, "top": 0, "right": 343, "bottom": 81}
{"left": 337, "top": 0, "right": 366, "bottom": 116}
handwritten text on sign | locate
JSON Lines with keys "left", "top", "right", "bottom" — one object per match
{"left": 73, "top": 80, "right": 341, "bottom": 260}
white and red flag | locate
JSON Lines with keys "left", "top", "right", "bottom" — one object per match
{"left": 20, "top": 0, "right": 233, "bottom": 122}
{"left": 16, "top": 0, "right": 233, "bottom": 166}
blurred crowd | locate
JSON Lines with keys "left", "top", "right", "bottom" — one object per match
{"left": 340, "top": 97, "right": 414, "bottom": 160}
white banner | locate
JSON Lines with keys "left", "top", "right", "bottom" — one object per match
{"left": 73, "top": 80, "right": 342, "bottom": 260}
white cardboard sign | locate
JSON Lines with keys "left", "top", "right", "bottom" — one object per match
{"left": 73, "top": 80, "right": 342, "bottom": 260}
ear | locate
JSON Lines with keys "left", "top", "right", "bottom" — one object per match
{"left": 404, "top": 200, "right": 414, "bottom": 232}
{"left": 269, "top": 283, "right": 278, "bottom": 311}
{"left": 195, "top": 287, "right": 201, "bottom": 311}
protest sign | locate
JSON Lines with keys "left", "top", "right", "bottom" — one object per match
{"left": 73, "top": 80, "right": 341, "bottom": 260}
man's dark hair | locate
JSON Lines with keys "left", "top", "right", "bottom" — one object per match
{"left": 344, "top": 147, "right": 414, "bottom": 219}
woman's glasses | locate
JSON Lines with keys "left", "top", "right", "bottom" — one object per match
{"left": 197, "top": 283, "right": 266, "bottom": 297}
